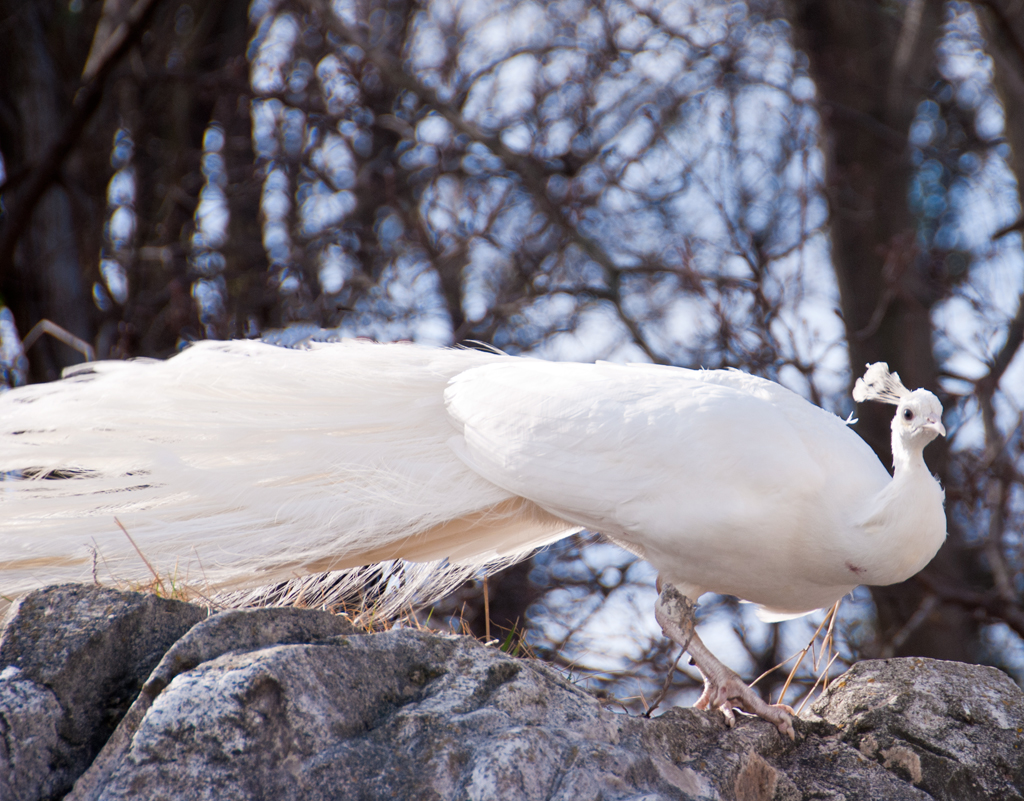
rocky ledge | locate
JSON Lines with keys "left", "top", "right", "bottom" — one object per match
{"left": 1, "top": 584, "right": 1022, "bottom": 800}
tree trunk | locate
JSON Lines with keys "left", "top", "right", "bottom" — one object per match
{"left": 787, "top": 0, "right": 979, "bottom": 661}
{"left": 977, "top": 1, "right": 1024, "bottom": 225}
{"left": 0, "top": 0, "right": 97, "bottom": 380}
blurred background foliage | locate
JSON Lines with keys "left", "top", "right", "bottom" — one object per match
{"left": 1, "top": 0, "right": 1024, "bottom": 711}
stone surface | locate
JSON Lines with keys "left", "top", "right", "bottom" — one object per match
{"left": 82, "top": 629, "right": 727, "bottom": 801}
{"left": 0, "top": 666, "right": 64, "bottom": 801}
{"left": 69, "top": 605, "right": 356, "bottom": 801}
{"left": 2, "top": 584, "right": 1023, "bottom": 801}
{"left": 0, "top": 584, "right": 205, "bottom": 801}
{"left": 810, "top": 658, "right": 1024, "bottom": 801}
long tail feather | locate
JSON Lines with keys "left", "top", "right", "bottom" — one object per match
{"left": 0, "top": 340, "right": 578, "bottom": 610}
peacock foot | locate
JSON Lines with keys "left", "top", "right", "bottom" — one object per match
{"left": 655, "top": 582, "right": 796, "bottom": 740}
{"left": 694, "top": 670, "right": 795, "bottom": 739}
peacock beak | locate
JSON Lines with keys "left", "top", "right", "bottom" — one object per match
{"left": 923, "top": 416, "right": 946, "bottom": 437}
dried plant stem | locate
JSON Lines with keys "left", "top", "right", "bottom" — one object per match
{"left": 644, "top": 648, "right": 687, "bottom": 718}
{"left": 115, "top": 517, "right": 166, "bottom": 596}
{"left": 771, "top": 600, "right": 842, "bottom": 707}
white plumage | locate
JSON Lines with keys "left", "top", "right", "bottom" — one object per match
{"left": 0, "top": 340, "right": 947, "bottom": 735}
{"left": 0, "top": 342, "right": 574, "bottom": 607}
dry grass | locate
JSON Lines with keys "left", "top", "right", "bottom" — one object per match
{"left": 750, "top": 600, "right": 844, "bottom": 711}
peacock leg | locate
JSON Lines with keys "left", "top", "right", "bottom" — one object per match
{"left": 654, "top": 583, "right": 795, "bottom": 740}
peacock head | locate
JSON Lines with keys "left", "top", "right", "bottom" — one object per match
{"left": 853, "top": 362, "right": 945, "bottom": 449}
{"left": 893, "top": 389, "right": 945, "bottom": 447}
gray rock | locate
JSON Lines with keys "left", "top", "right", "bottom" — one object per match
{"left": 4, "top": 584, "right": 1024, "bottom": 801}
{"left": 71, "top": 625, "right": 1024, "bottom": 801}
{"left": 810, "top": 658, "right": 1024, "bottom": 801}
{"left": 83, "top": 629, "right": 717, "bottom": 801}
{"left": 0, "top": 665, "right": 64, "bottom": 801}
{"left": 0, "top": 584, "right": 205, "bottom": 801}
{"left": 69, "top": 605, "right": 356, "bottom": 801}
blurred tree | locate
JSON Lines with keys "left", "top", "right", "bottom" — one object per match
{"left": 788, "top": 0, "right": 968, "bottom": 663}
{"left": 789, "top": 0, "right": 1024, "bottom": 666}
{"left": 1, "top": 0, "right": 1022, "bottom": 708}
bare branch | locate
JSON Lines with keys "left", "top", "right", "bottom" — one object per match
{"left": 306, "top": 0, "right": 664, "bottom": 363}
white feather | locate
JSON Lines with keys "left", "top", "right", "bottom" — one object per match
{"left": 445, "top": 359, "right": 905, "bottom": 614}
{"left": 0, "top": 344, "right": 946, "bottom": 624}
{"left": 0, "top": 341, "right": 576, "bottom": 610}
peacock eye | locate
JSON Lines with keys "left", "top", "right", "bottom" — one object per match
{"left": 903, "top": 408, "right": 914, "bottom": 421}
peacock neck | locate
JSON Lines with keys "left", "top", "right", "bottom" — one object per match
{"left": 891, "top": 429, "right": 927, "bottom": 478}
{"left": 856, "top": 429, "right": 946, "bottom": 587}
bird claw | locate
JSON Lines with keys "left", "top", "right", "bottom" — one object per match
{"left": 697, "top": 674, "right": 796, "bottom": 740}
